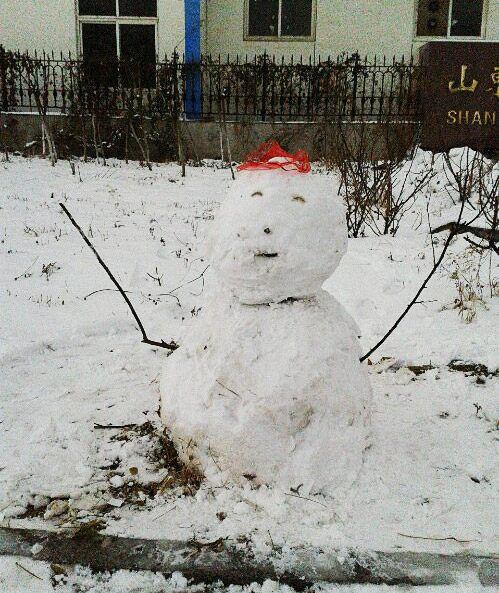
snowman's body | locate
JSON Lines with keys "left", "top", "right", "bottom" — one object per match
{"left": 161, "top": 166, "right": 372, "bottom": 494}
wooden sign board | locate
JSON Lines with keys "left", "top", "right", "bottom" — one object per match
{"left": 419, "top": 42, "right": 498, "bottom": 154}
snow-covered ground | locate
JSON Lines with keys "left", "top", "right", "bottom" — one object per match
{"left": 0, "top": 153, "right": 497, "bottom": 589}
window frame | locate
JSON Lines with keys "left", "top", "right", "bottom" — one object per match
{"left": 244, "top": 0, "right": 317, "bottom": 42}
{"left": 76, "top": 0, "right": 159, "bottom": 60}
{"left": 413, "top": 0, "right": 489, "bottom": 41}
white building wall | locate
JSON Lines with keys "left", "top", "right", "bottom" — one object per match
{"left": 487, "top": 0, "right": 499, "bottom": 39}
{"left": 158, "top": 0, "right": 185, "bottom": 57}
{"left": 0, "top": 0, "right": 185, "bottom": 58}
{"left": 0, "top": 0, "right": 77, "bottom": 54}
{"left": 204, "top": 0, "right": 415, "bottom": 60}
{"left": 0, "top": 1, "right": 496, "bottom": 60}
{"left": 204, "top": 0, "right": 498, "bottom": 61}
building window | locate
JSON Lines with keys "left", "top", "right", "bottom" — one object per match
{"left": 246, "top": 0, "right": 315, "bottom": 40}
{"left": 416, "top": 0, "right": 485, "bottom": 38}
{"left": 77, "top": 0, "right": 158, "bottom": 86}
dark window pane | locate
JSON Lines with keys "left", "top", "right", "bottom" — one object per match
{"left": 416, "top": 0, "right": 450, "bottom": 36}
{"left": 248, "top": 0, "right": 278, "bottom": 37}
{"left": 79, "top": 0, "right": 116, "bottom": 16}
{"left": 120, "top": 24, "right": 156, "bottom": 87}
{"left": 450, "top": 0, "right": 483, "bottom": 36}
{"left": 119, "top": 0, "right": 157, "bottom": 17}
{"left": 81, "top": 23, "right": 118, "bottom": 85}
{"left": 82, "top": 23, "right": 117, "bottom": 61}
{"left": 281, "top": 0, "right": 312, "bottom": 37}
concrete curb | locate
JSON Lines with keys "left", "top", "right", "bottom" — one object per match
{"left": 0, "top": 527, "right": 497, "bottom": 588}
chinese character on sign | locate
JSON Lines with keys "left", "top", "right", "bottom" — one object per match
{"left": 448, "top": 65, "right": 478, "bottom": 93}
{"left": 486, "top": 67, "right": 499, "bottom": 97}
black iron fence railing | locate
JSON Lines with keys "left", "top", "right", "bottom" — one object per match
{"left": 0, "top": 47, "right": 423, "bottom": 121}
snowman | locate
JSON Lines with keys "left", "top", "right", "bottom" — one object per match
{"left": 161, "top": 142, "right": 371, "bottom": 495}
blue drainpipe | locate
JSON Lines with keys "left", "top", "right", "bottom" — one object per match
{"left": 184, "top": 0, "right": 201, "bottom": 119}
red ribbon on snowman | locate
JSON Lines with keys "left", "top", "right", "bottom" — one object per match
{"left": 237, "top": 141, "right": 311, "bottom": 174}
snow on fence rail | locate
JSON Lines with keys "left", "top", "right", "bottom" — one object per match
{"left": 0, "top": 47, "right": 423, "bottom": 122}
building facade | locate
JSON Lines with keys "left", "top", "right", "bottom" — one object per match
{"left": 0, "top": 1, "right": 497, "bottom": 61}
{"left": 0, "top": 0, "right": 185, "bottom": 58}
{"left": 203, "top": 0, "right": 498, "bottom": 60}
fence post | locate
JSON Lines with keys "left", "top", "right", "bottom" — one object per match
{"left": 261, "top": 52, "right": 267, "bottom": 122}
{"left": 350, "top": 53, "right": 360, "bottom": 120}
{"left": 0, "top": 46, "right": 9, "bottom": 112}
{"left": 172, "top": 52, "right": 180, "bottom": 119}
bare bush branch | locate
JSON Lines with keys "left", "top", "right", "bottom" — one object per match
{"left": 431, "top": 222, "right": 499, "bottom": 243}
{"left": 360, "top": 181, "right": 467, "bottom": 362}
{"left": 325, "top": 118, "right": 424, "bottom": 237}
{"left": 15, "top": 51, "right": 58, "bottom": 165}
{"left": 361, "top": 148, "right": 497, "bottom": 361}
{"left": 60, "top": 202, "right": 178, "bottom": 351}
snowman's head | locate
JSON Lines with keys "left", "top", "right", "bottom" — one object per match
{"left": 209, "top": 168, "right": 347, "bottom": 305}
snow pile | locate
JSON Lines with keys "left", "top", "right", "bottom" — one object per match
{"left": 161, "top": 166, "right": 371, "bottom": 494}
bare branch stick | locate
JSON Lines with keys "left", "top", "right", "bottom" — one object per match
{"left": 284, "top": 492, "right": 327, "bottom": 508}
{"left": 94, "top": 423, "right": 137, "bottom": 430}
{"left": 360, "top": 197, "right": 467, "bottom": 363}
{"left": 159, "top": 265, "right": 210, "bottom": 296}
{"left": 14, "top": 257, "right": 39, "bottom": 281}
{"left": 220, "top": 91, "right": 235, "bottom": 180}
{"left": 463, "top": 236, "right": 498, "bottom": 255}
{"left": 15, "top": 562, "right": 43, "bottom": 580}
{"left": 60, "top": 203, "right": 178, "bottom": 351}
{"left": 84, "top": 288, "right": 181, "bottom": 307}
{"left": 397, "top": 533, "right": 479, "bottom": 544}
{"left": 431, "top": 222, "right": 499, "bottom": 243}
{"left": 426, "top": 201, "right": 436, "bottom": 266}
{"left": 84, "top": 288, "right": 133, "bottom": 300}
{"left": 216, "top": 379, "right": 242, "bottom": 398}
{"left": 129, "top": 118, "right": 153, "bottom": 172}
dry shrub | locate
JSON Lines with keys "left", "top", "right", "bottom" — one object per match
{"left": 322, "top": 118, "right": 429, "bottom": 237}
{"left": 445, "top": 246, "right": 493, "bottom": 323}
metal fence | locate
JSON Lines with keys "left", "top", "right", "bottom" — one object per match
{"left": 0, "top": 47, "right": 422, "bottom": 121}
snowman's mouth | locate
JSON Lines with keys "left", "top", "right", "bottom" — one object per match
{"left": 254, "top": 252, "right": 279, "bottom": 258}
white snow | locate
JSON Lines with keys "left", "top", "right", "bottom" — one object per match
{"left": 0, "top": 152, "right": 497, "bottom": 577}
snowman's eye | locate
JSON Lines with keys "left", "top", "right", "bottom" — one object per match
{"left": 292, "top": 195, "right": 306, "bottom": 203}
{"left": 251, "top": 191, "right": 263, "bottom": 197}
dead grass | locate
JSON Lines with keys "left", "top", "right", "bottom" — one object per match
{"left": 19, "top": 421, "right": 204, "bottom": 521}
{"left": 17, "top": 504, "right": 46, "bottom": 519}
{"left": 110, "top": 421, "right": 203, "bottom": 503}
